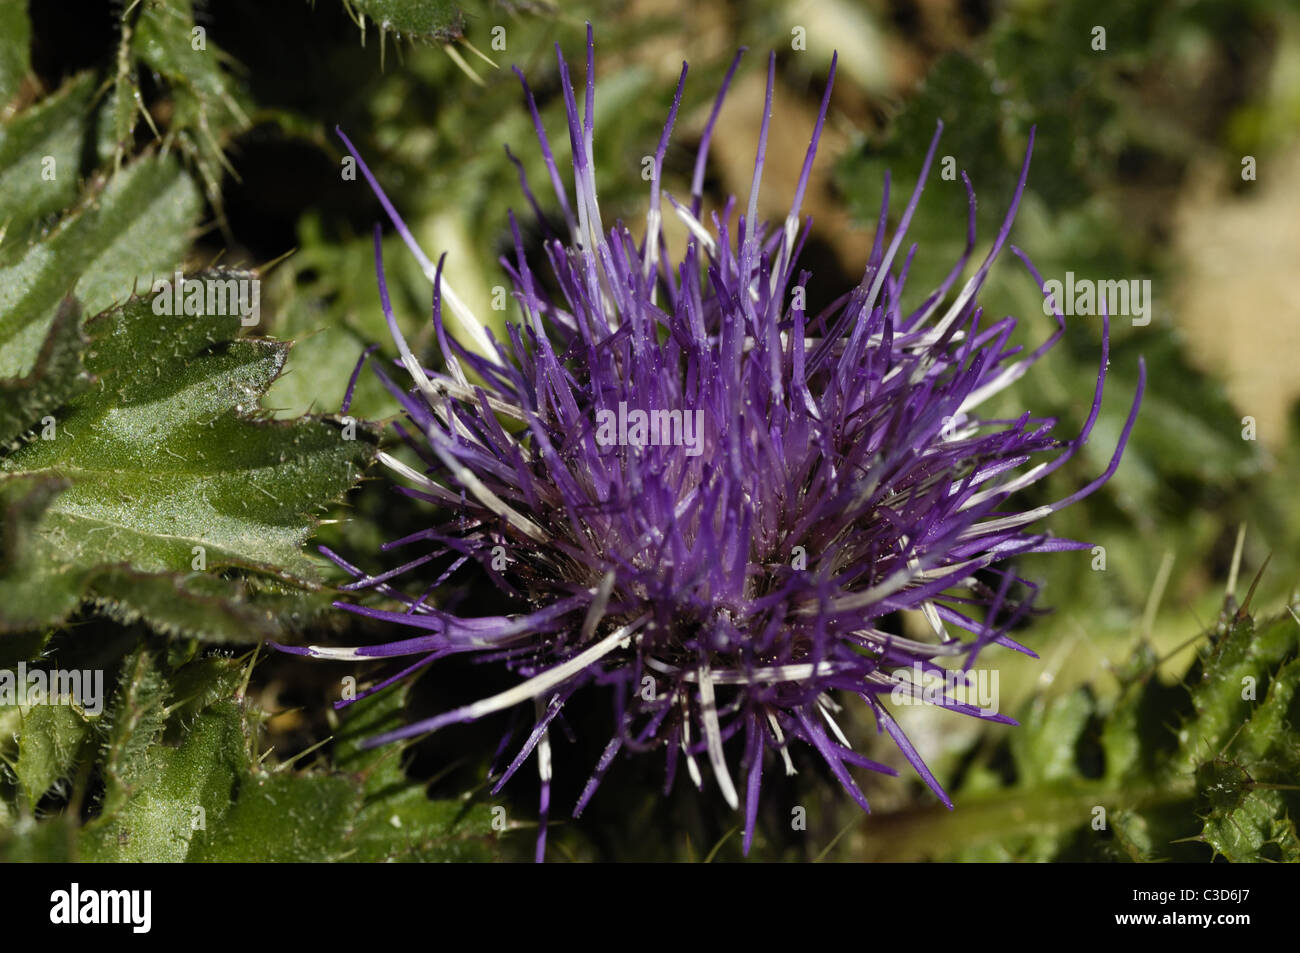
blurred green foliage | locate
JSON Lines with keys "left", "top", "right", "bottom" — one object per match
{"left": 850, "top": 604, "right": 1300, "bottom": 861}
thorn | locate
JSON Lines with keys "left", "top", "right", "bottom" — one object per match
{"left": 1225, "top": 522, "right": 1246, "bottom": 602}
{"left": 258, "top": 246, "right": 297, "bottom": 277}
{"left": 460, "top": 38, "right": 499, "bottom": 70}
{"left": 1141, "top": 549, "right": 1175, "bottom": 641}
{"left": 1216, "top": 720, "right": 1248, "bottom": 760}
{"left": 238, "top": 642, "right": 261, "bottom": 703}
{"left": 443, "top": 43, "right": 486, "bottom": 87}
{"left": 1234, "top": 551, "right": 1273, "bottom": 622}
{"left": 701, "top": 824, "right": 740, "bottom": 863}
{"left": 275, "top": 734, "right": 334, "bottom": 772}
{"left": 1151, "top": 628, "right": 1212, "bottom": 676}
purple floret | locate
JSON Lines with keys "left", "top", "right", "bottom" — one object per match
{"left": 278, "top": 25, "right": 1144, "bottom": 860}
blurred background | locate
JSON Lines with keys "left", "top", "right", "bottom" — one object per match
{"left": 1, "top": 0, "right": 1298, "bottom": 862}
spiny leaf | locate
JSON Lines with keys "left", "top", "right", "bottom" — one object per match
{"left": 0, "top": 298, "right": 88, "bottom": 448}
{"left": 856, "top": 603, "right": 1300, "bottom": 862}
{"left": 4, "top": 649, "right": 500, "bottom": 860}
{"left": 0, "top": 152, "right": 200, "bottom": 379}
{"left": 0, "top": 473, "right": 84, "bottom": 629}
{"left": 186, "top": 771, "right": 362, "bottom": 862}
{"left": 344, "top": 0, "right": 470, "bottom": 43}
{"left": 0, "top": 73, "right": 95, "bottom": 246}
{"left": 86, "top": 569, "right": 344, "bottom": 645}
{"left": 112, "top": 0, "right": 250, "bottom": 204}
{"left": 0, "top": 274, "right": 379, "bottom": 637}
{"left": 78, "top": 652, "right": 247, "bottom": 861}
{"left": 1196, "top": 643, "right": 1300, "bottom": 862}
{"left": 83, "top": 703, "right": 247, "bottom": 861}
{"left": 331, "top": 680, "right": 504, "bottom": 861}
{"left": 96, "top": 647, "right": 172, "bottom": 807}
{"left": 1173, "top": 609, "right": 1298, "bottom": 775}
{"left": 9, "top": 702, "right": 94, "bottom": 810}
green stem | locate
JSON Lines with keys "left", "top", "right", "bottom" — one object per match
{"left": 855, "top": 777, "right": 1197, "bottom": 860}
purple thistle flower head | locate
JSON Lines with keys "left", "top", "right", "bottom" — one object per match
{"left": 280, "top": 25, "right": 1144, "bottom": 860}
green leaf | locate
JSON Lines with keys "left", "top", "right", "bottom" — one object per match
{"left": 83, "top": 703, "right": 247, "bottom": 861}
{"left": 856, "top": 604, "right": 1300, "bottom": 862}
{"left": 0, "top": 0, "right": 31, "bottom": 107}
{"left": 0, "top": 152, "right": 200, "bottom": 379}
{"left": 77, "top": 651, "right": 244, "bottom": 861}
{"left": 1009, "top": 688, "right": 1094, "bottom": 787}
{"left": 345, "top": 0, "right": 469, "bottom": 42}
{"left": 0, "top": 123, "right": 203, "bottom": 637}
{"left": 3, "top": 648, "right": 500, "bottom": 861}
{"left": 187, "top": 771, "right": 361, "bottom": 861}
{"left": 87, "top": 569, "right": 344, "bottom": 644}
{"left": 95, "top": 648, "right": 172, "bottom": 808}
{"left": 0, "top": 298, "right": 89, "bottom": 448}
{"left": 332, "top": 682, "right": 504, "bottom": 861}
{"left": 11, "top": 703, "right": 93, "bottom": 809}
{"left": 1194, "top": 630, "right": 1300, "bottom": 862}
{"left": 1173, "top": 611, "right": 1298, "bottom": 775}
{"left": 0, "top": 71, "right": 376, "bottom": 642}
{"left": 111, "top": 0, "right": 250, "bottom": 203}
{"left": 0, "top": 472, "right": 85, "bottom": 629}
{"left": 0, "top": 73, "right": 95, "bottom": 246}
{"left": 0, "top": 276, "right": 378, "bottom": 636}
{"left": 76, "top": 650, "right": 356, "bottom": 861}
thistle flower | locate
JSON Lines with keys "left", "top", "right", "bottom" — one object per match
{"left": 278, "top": 26, "right": 1144, "bottom": 860}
